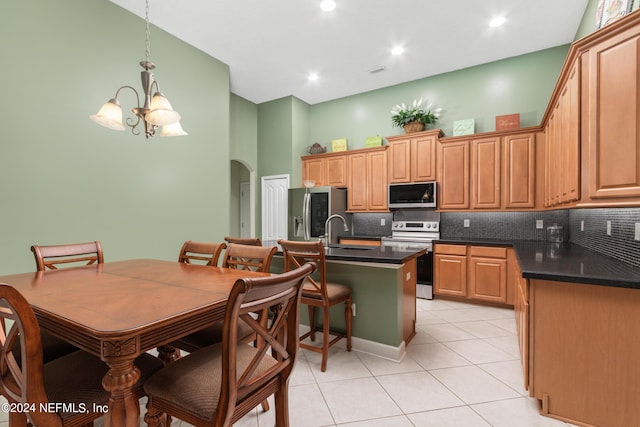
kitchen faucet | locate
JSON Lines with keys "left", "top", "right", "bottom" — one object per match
{"left": 323, "top": 214, "right": 349, "bottom": 248}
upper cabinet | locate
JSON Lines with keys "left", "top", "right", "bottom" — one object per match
{"left": 347, "top": 147, "right": 388, "bottom": 212}
{"left": 503, "top": 133, "right": 537, "bottom": 208}
{"left": 438, "top": 139, "right": 470, "bottom": 209}
{"left": 387, "top": 129, "right": 442, "bottom": 183}
{"left": 544, "top": 62, "right": 580, "bottom": 208}
{"left": 583, "top": 23, "right": 640, "bottom": 202}
{"left": 301, "top": 152, "right": 347, "bottom": 188}
{"left": 437, "top": 131, "right": 536, "bottom": 211}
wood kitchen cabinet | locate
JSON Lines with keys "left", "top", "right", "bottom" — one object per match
{"left": 503, "top": 133, "right": 537, "bottom": 208}
{"left": 439, "top": 131, "right": 536, "bottom": 211}
{"left": 302, "top": 152, "right": 348, "bottom": 188}
{"left": 513, "top": 257, "right": 529, "bottom": 391}
{"left": 437, "top": 140, "right": 470, "bottom": 209}
{"left": 347, "top": 147, "right": 388, "bottom": 212}
{"left": 471, "top": 136, "right": 501, "bottom": 209}
{"left": 528, "top": 279, "right": 640, "bottom": 427}
{"left": 434, "top": 243, "right": 513, "bottom": 305}
{"left": 434, "top": 244, "right": 467, "bottom": 297}
{"left": 387, "top": 129, "right": 442, "bottom": 183}
{"left": 544, "top": 61, "right": 580, "bottom": 208}
{"left": 468, "top": 246, "right": 507, "bottom": 303}
{"left": 325, "top": 155, "right": 347, "bottom": 187}
{"left": 302, "top": 156, "right": 326, "bottom": 187}
{"left": 583, "top": 23, "right": 640, "bottom": 201}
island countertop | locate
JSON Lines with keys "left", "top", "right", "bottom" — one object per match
{"left": 435, "top": 239, "right": 640, "bottom": 289}
{"left": 263, "top": 240, "right": 426, "bottom": 264}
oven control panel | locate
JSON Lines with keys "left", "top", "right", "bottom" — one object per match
{"left": 391, "top": 221, "right": 439, "bottom": 232}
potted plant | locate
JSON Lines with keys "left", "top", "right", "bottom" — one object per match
{"left": 391, "top": 99, "right": 442, "bottom": 133}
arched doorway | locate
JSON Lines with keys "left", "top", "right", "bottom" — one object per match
{"left": 230, "top": 159, "right": 256, "bottom": 238}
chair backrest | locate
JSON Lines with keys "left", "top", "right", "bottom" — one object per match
{"left": 222, "top": 243, "right": 276, "bottom": 272}
{"left": 216, "top": 262, "right": 315, "bottom": 426}
{"left": 31, "top": 241, "right": 104, "bottom": 271}
{"left": 0, "top": 284, "right": 53, "bottom": 426}
{"left": 278, "top": 239, "right": 328, "bottom": 300}
{"left": 178, "top": 240, "right": 226, "bottom": 267}
{"left": 224, "top": 236, "right": 262, "bottom": 246}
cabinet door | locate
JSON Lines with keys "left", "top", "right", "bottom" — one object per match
{"left": 411, "top": 134, "right": 437, "bottom": 182}
{"left": 347, "top": 153, "right": 367, "bottom": 211}
{"left": 303, "top": 157, "right": 325, "bottom": 187}
{"left": 434, "top": 254, "right": 467, "bottom": 297}
{"left": 326, "top": 155, "right": 347, "bottom": 187}
{"left": 586, "top": 28, "right": 640, "bottom": 199}
{"left": 561, "top": 63, "right": 580, "bottom": 204}
{"left": 469, "top": 256, "right": 507, "bottom": 303}
{"left": 367, "top": 150, "right": 389, "bottom": 210}
{"left": 388, "top": 139, "right": 411, "bottom": 183}
{"left": 438, "top": 141, "right": 470, "bottom": 209}
{"left": 503, "top": 133, "right": 536, "bottom": 208}
{"left": 471, "top": 137, "right": 501, "bottom": 209}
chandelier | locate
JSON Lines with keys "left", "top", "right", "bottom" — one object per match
{"left": 90, "top": 0, "right": 187, "bottom": 138}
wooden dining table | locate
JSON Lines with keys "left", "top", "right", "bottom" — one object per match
{"left": 0, "top": 259, "right": 270, "bottom": 427}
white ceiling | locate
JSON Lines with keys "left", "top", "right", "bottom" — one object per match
{"left": 109, "top": 0, "right": 589, "bottom": 105}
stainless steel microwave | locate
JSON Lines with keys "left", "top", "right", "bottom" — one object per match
{"left": 388, "top": 181, "right": 437, "bottom": 209}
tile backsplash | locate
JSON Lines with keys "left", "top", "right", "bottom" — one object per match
{"left": 441, "top": 211, "right": 569, "bottom": 241}
{"left": 440, "top": 208, "right": 640, "bottom": 268}
{"left": 569, "top": 208, "right": 640, "bottom": 268}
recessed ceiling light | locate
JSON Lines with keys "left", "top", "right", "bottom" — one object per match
{"left": 320, "top": 0, "right": 336, "bottom": 12}
{"left": 308, "top": 73, "right": 319, "bottom": 81}
{"left": 489, "top": 16, "right": 506, "bottom": 28}
{"left": 391, "top": 46, "right": 405, "bottom": 55}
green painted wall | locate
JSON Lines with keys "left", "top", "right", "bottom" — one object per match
{"left": 0, "top": 0, "right": 230, "bottom": 275}
{"left": 230, "top": 94, "right": 258, "bottom": 169}
{"left": 308, "top": 45, "right": 569, "bottom": 150}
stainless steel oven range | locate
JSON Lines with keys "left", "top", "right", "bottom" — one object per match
{"left": 381, "top": 220, "right": 440, "bottom": 299}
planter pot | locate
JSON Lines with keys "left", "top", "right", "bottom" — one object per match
{"left": 403, "top": 121, "right": 425, "bottom": 133}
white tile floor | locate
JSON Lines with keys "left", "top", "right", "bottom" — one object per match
{"left": 0, "top": 298, "right": 578, "bottom": 426}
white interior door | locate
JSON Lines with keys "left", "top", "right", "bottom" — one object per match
{"left": 261, "top": 175, "right": 289, "bottom": 242}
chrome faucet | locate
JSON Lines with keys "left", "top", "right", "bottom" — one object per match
{"left": 323, "top": 214, "right": 349, "bottom": 248}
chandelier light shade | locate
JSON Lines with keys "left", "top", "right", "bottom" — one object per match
{"left": 90, "top": 0, "right": 186, "bottom": 138}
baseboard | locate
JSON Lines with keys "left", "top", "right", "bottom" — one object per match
{"left": 299, "top": 325, "right": 406, "bottom": 362}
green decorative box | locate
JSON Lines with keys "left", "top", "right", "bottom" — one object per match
{"left": 365, "top": 135, "right": 382, "bottom": 147}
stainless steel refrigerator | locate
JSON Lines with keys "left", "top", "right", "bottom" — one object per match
{"left": 288, "top": 186, "right": 348, "bottom": 242}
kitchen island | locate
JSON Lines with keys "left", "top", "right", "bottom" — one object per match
{"left": 436, "top": 238, "right": 640, "bottom": 427}
{"left": 266, "top": 240, "right": 426, "bottom": 361}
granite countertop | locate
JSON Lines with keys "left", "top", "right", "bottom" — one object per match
{"left": 263, "top": 240, "right": 424, "bottom": 264}
{"left": 435, "top": 238, "right": 640, "bottom": 290}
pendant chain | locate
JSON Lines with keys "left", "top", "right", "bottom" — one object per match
{"left": 144, "top": 0, "right": 151, "bottom": 62}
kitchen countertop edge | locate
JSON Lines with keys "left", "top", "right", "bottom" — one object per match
{"left": 264, "top": 240, "right": 425, "bottom": 265}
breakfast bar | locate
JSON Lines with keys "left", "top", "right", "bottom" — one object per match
{"left": 268, "top": 241, "right": 427, "bottom": 361}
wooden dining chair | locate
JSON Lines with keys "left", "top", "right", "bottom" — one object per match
{"left": 29, "top": 241, "right": 105, "bottom": 364}
{"left": 178, "top": 240, "right": 227, "bottom": 266}
{"left": 224, "top": 236, "right": 262, "bottom": 246}
{"left": 0, "top": 283, "right": 164, "bottom": 427}
{"left": 143, "top": 262, "right": 315, "bottom": 427}
{"left": 31, "top": 241, "right": 104, "bottom": 271}
{"left": 278, "top": 239, "right": 353, "bottom": 372}
{"left": 222, "top": 243, "right": 276, "bottom": 272}
{"left": 171, "top": 243, "right": 278, "bottom": 353}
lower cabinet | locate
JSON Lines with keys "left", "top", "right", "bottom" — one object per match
{"left": 434, "top": 243, "right": 512, "bottom": 305}
{"left": 434, "top": 244, "right": 468, "bottom": 297}
{"left": 513, "top": 260, "right": 529, "bottom": 391}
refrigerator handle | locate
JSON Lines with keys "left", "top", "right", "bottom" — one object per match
{"left": 303, "top": 191, "right": 310, "bottom": 240}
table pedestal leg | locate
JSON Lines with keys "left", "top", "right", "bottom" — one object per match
{"left": 102, "top": 360, "right": 141, "bottom": 427}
